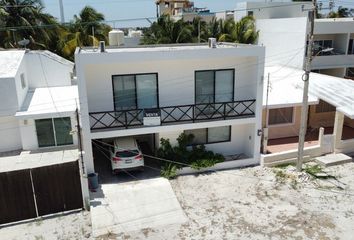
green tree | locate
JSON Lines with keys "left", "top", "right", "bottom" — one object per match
{"left": 142, "top": 15, "right": 193, "bottom": 44}
{"left": 59, "top": 6, "right": 110, "bottom": 59}
{"left": 219, "top": 16, "right": 258, "bottom": 44}
{"left": 0, "top": 0, "right": 59, "bottom": 48}
{"left": 328, "top": 6, "right": 354, "bottom": 18}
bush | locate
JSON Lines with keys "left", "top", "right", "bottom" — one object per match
{"left": 157, "top": 133, "right": 225, "bottom": 178}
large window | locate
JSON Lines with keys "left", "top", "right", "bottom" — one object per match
{"left": 348, "top": 39, "right": 353, "bottom": 55}
{"left": 316, "top": 100, "right": 336, "bottom": 113}
{"left": 35, "top": 117, "right": 73, "bottom": 148}
{"left": 313, "top": 40, "right": 333, "bottom": 56}
{"left": 195, "top": 69, "right": 234, "bottom": 104}
{"left": 185, "top": 126, "right": 231, "bottom": 145}
{"left": 268, "top": 107, "right": 294, "bottom": 125}
{"left": 112, "top": 73, "right": 158, "bottom": 110}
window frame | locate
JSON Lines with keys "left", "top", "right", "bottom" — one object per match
{"left": 185, "top": 126, "right": 232, "bottom": 145}
{"left": 194, "top": 69, "right": 235, "bottom": 104}
{"left": 267, "top": 107, "right": 295, "bottom": 126}
{"left": 348, "top": 39, "right": 354, "bottom": 55}
{"left": 35, "top": 117, "right": 73, "bottom": 148}
{"left": 112, "top": 73, "right": 159, "bottom": 111}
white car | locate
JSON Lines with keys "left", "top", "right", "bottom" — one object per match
{"left": 110, "top": 137, "right": 144, "bottom": 173}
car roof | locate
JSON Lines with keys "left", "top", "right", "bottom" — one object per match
{"left": 114, "top": 137, "right": 138, "bottom": 150}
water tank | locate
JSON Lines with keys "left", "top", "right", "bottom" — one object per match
{"left": 109, "top": 29, "right": 125, "bottom": 46}
{"left": 128, "top": 30, "right": 142, "bottom": 38}
{"left": 108, "top": 30, "right": 119, "bottom": 46}
{"left": 117, "top": 30, "right": 125, "bottom": 46}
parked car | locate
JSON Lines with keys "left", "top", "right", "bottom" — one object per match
{"left": 110, "top": 137, "right": 144, "bottom": 173}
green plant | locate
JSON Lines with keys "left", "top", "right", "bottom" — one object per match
{"left": 190, "top": 158, "right": 222, "bottom": 170}
{"left": 304, "top": 164, "right": 335, "bottom": 179}
{"left": 160, "top": 163, "right": 178, "bottom": 179}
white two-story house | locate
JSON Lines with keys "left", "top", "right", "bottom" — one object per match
{"left": 75, "top": 42, "right": 265, "bottom": 174}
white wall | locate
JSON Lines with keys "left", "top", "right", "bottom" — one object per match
{"left": 0, "top": 77, "right": 18, "bottom": 116}
{"left": 157, "top": 123, "right": 255, "bottom": 157}
{"left": 14, "top": 58, "right": 29, "bottom": 112}
{"left": 83, "top": 55, "right": 259, "bottom": 113}
{"left": 235, "top": 2, "right": 310, "bottom": 21}
{"left": 257, "top": 17, "right": 308, "bottom": 68}
{"left": 0, "top": 116, "right": 22, "bottom": 152}
{"left": 25, "top": 52, "right": 73, "bottom": 88}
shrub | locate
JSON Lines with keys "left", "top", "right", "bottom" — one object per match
{"left": 160, "top": 163, "right": 178, "bottom": 179}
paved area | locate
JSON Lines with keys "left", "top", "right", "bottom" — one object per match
{"left": 315, "top": 153, "right": 353, "bottom": 167}
{"left": 0, "top": 147, "right": 78, "bottom": 172}
{"left": 0, "top": 211, "right": 91, "bottom": 240}
{"left": 123, "top": 163, "right": 354, "bottom": 240}
{"left": 90, "top": 178, "right": 187, "bottom": 238}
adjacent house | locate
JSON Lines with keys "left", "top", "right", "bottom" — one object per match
{"left": 75, "top": 42, "right": 265, "bottom": 174}
{"left": 0, "top": 50, "right": 78, "bottom": 153}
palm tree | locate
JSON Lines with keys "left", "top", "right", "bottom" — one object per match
{"left": 142, "top": 15, "right": 193, "bottom": 44}
{"left": 328, "top": 6, "right": 354, "bottom": 18}
{"left": 59, "top": 6, "right": 110, "bottom": 59}
{"left": 0, "top": 0, "right": 59, "bottom": 48}
{"left": 219, "top": 16, "right": 258, "bottom": 44}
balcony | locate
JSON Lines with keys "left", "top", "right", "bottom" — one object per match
{"left": 89, "top": 100, "right": 256, "bottom": 131}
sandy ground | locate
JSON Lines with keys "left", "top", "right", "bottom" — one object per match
{"left": 0, "top": 211, "right": 92, "bottom": 240}
{"left": 120, "top": 162, "right": 354, "bottom": 240}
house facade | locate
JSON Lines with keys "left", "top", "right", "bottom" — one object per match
{"left": 75, "top": 43, "right": 265, "bottom": 174}
{"left": 0, "top": 50, "right": 78, "bottom": 153}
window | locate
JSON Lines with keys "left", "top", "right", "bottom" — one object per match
{"left": 316, "top": 100, "right": 336, "bottom": 113}
{"left": 185, "top": 126, "right": 231, "bottom": 145}
{"left": 195, "top": 69, "right": 234, "bottom": 104}
{"left": 348, "top": 39, "right": 354, "bottom": 55}
{"left": 313, "top": 40, "right": 333, "bottom": 56}
{"left": 35, "top": 117, "right": 73, "bottom": 148}
{"left": 112, "top": 73, "right": 158, "bottom": 110}
{"left": 268, "top": 107, "right": 294, "bottom": 125}
{"left": 247, "top": 11, "right": 254, "bottom": 17}
{"left": 347, "top": 68, "right": 354, "bottom": 78}
{"left": 20, "top": 73, "right": 26, "bottom": 89}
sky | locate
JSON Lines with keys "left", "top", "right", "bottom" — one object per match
{"left": 42, "top": 0, "right": 354, "bottom": 28}
{"left": 42, "top": 0, "right": 241, "bottom": 27}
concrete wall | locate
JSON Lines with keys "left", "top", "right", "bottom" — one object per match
{"left": 19, "top": 114, "right": 78, "bottom": 151}
{"left": 236, "top": 2, "right": 310, "bottom": 21}
{"left": 263, "top": 106, "right": 301, "bottom": 139}
{"left": 25, "top": 52, "right": 73, "bottom": 88}
{"left": 157, "top": 123, "right": 255, "bottom": 157}
{"left": 82, "top": 55, "right": 259, "bottom": 113}
{"left": 256, "top": 17, "right": 308, "bottom": 68}
{"left": 0, "top": 77, "right": 18, "bottom": 116}
{"left": 0, "top": 116, "right": 22, "bottom": 152}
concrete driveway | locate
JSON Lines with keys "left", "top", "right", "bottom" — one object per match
{"left": 89, "top": 177, "right": 187, "bottom": 237}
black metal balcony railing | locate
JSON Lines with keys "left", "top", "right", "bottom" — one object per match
{"left": 89, "top": 100, "right": 256, "bottom": 130}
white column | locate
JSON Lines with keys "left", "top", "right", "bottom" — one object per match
{"left": 333, "top": 111, "right": 344, "bottom": 151}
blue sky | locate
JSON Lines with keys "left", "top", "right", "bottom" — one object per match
{"left": 42, "top": 0, "right": 239, "bottom": 27}
{"left": 42, "top": 0, "right": 354, "bottom": 27}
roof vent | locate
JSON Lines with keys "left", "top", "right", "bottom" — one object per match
{"left": 99, "top": 41, "right": 105, "bottom": 53}
{"left": 208, "top": 38, "right": 217, "bottom": 48}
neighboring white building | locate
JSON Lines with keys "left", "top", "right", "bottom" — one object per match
{"left": 215, "top": 11, "right": 235, "bottom": 21}
{"left": 0, "top": 50, "right": 78, "bottom": 153}
{"left": 235, "top": 1, "right": 311, "bottom": 22}
{"left": 75, "top": 42, "right": 265, "bottom": 174}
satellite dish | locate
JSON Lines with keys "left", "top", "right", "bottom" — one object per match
{"left": 18, "top": 39, "right": 30, "bottom": 49}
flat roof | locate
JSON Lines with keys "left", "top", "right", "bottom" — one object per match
{"left": 315, "top": 18, "right": 354, "bottom": 23}
{"left": 0, "top": 50, "right": 25, "bottom": 78}
{"left": 0, "top": 148, "right": 78, "bottom": 173}
{"left": 78, "top": 42, "right": 261, "bottom": 54}
{"left": 263, "top": 65, "right": 319, "bottom": 109}
{"left": 15, "top": 85, "right": 78, "bottom": 119}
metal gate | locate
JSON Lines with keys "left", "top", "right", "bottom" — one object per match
{"left": 0, "top": 161, "right": 83, "bottom": 225}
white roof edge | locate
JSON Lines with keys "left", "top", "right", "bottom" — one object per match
{"left": 263, "top": 100, "right": 319, "bottom": 109}
{"left": 28, "top": 50, "right": 74, "bottom": 67}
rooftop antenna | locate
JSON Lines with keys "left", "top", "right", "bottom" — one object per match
{"left": 18, "top": 39, "right": 30, "bottom": 49}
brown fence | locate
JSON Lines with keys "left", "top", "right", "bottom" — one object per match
{"left": 0, "top": 161, "right": 83, "bottom": 225}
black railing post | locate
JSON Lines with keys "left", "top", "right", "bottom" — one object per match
{"left": 223, "top": 103, "right": 226, "bottom": 120}
{"left": 192, "top": 105, "right": 195, "bottom": 123}
{"left": 124, "top": 111, "right": 128, "bottom": 129}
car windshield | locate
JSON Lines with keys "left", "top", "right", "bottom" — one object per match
{"left": 115, "top": 150, "right": 139, "bottom": 158}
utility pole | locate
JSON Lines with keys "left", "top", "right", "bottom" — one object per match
{"left": 297, "top": 0, "right": 317, "bottom": 172}
{"left": 59, "top": 0, "right": 65, "bottom": 23}
{"left": 75, "top": 107, "right": 85, "bottom": 174}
